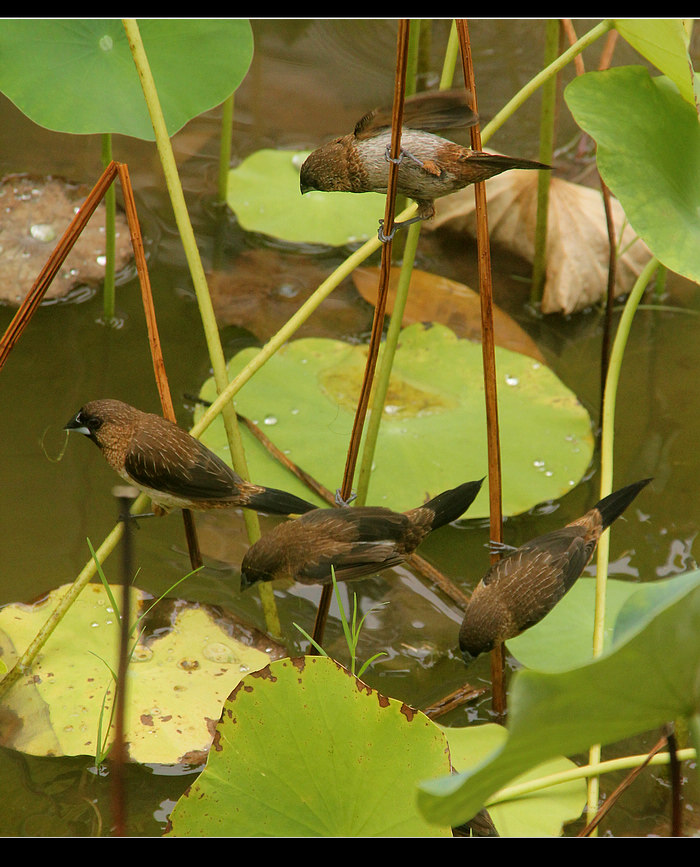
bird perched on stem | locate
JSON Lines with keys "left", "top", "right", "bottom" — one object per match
{"left": 64, "top": 399, "right": 317, "bottom": 517}
{"left": 240, "top": 478, "right": 483, "bottom": 589}
{"left": 299, "top": 88, "right": 549, "bottom": 238}
{"left": 458, "top": 478, "right": 652, "bottom": 663}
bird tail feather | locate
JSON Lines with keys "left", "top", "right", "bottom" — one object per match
{"left": 247, "top": 488, "right": 317, "bottom": 516}
{"left": 595, "top": 478, "right": 652, "bottom": 529}
{"left": 472, "top": 153, "right": 550, "bottom": 172}
{"left": 422, "top": 478, "right": 484, "bottom": 530}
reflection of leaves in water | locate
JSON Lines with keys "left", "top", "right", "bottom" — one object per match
{"left": 208, "top": 248, "right": 372, "bottom": 341}
{"left": 428, "top": 173, "right": 651, "bottom": 315}
{"left": 0, "top": 175, "right": 133, "bottom": 306}
{"left": 352, "top": 264, "right": 544, "bottom": 362}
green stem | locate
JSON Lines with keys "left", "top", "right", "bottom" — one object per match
{"left": 354, "top": 24, "right": 462, "bottom": 506}
{"left": 586, "top": 254, "right": 658, "bottom": 823}
{"left": 121, "top": 19, "right": 279, "bottom": 635}
{"left": 218, "top": 94, "right": 234, "bottom": 204}
{"left": 440, "top": 21, "right": 460, "bottom": 89}
{"left": 487, "top": 745, "right": 695, "bottom": 809}
{"left": 530, "top": 20, "right": 560, "bottom": 304}
{"left": 100, "top": 133, "right": 117, "bottom": 323}
{"left": 0, "top": 498, "right": 143, "bottom": 700}
{"left": 355, "top": 221, "right": 422, "bottom": 506}
{"left": 480, "top": 19, "right": 614, "bottom": 146}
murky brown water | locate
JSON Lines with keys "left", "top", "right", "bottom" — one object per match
{"left": 0, "top": 19, "right": 698, "bottom": 837}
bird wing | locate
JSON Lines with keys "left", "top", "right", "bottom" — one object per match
{"left": 354, "top": 88, "right": 477, "bottom": 140}
{"left": 484, "top": 528, "right": 593, "bottom": 632}
{"left": 125, "top": 426, "right": 237, "bottom": 500}
{"left": 301, "top": 541, "right": 406, "bottom": 584}
{"left": 302, "top": 506, "right": 412, "bottom": 543}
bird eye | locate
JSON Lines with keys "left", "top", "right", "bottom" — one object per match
{"left": 80, "top": 411, "right": 102, "bottom": 431}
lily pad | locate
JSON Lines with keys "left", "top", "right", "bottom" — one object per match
{"left": 198, "top": 323, "right": 594, "bottom": 517}
{"left": 506, "top": 577, "right": 647, "bottom": 671}
{"left": 0, "top": 583, "right": 281, "bottom": 765}
{"left": 443, "top": 723, "right": 586, "bottom": 836}
{"left": 615, "top": 18, "right": 697, "bottom": 107}
{"left": 166, "top": 656, "right": 453, "bottom": 837}
{"left": 226, "top": 148, "right": 386, "bottom": 245}
{"left": 565, "top": 65, "right": 700, "bottom": 283}
{"left": 417, "top": 570, "right": 700, "bottom": 828}
{"left": 0, "top": 19, "right": 253, "bottom": 138}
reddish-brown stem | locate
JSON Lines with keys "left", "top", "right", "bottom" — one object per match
{"left": 311, "top": 19, "right": 412, "bottom": 650}
{"left": 456, "top": 19, "right": 506, "bottom": 718}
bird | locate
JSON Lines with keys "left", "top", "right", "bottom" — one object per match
{"left": 299, "top": 88, "right": 549, "bottom": 237}
{"left": 458, "top": 478, "right": 652, "bottom": 662}
{"left": 240, "top": 478, "right": 484, "bottom": 589}
{"left": 64, "top": 398, "right": 317, "bottom": 517}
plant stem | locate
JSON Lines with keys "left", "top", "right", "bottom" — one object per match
{"left": 486, "top": 744, "right": 695, "bottom": 809}
{"left": 586, "top": 253, "right": 659, "bottom": 824}
{"left": 480, "top": 19, "right": 614, "bottom": 147}
{"left": 530, "top": 20, "right": 560, "bottom": 305}
{"left": 218, "top": 94, "right": 234, "bottom": 204}
{"left": 101, "top": 133, "right": 117, "bottom": 323}
{"left": 355, "top": 220, "right": 422, "bottom": 507}
{"left": 121, "top": 19, "right": 279, "bottom": 636}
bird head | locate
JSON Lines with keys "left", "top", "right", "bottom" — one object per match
{"left": 299, "top": 138, "right": 350, "bottom": 195}
{"left": 64, "top": 399, "right": 137, "bottom": 451}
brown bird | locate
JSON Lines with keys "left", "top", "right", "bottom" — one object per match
{"left": 240, "top": 478, "right": 483, "bottom": 589}
{"left": 458, "top": 478, "right": 652, "bottom": 662}
{"left": 299, "top": 88, "right": 549, "bottom": 237}
{"left": 64, "top": 399, "right": 317, "bottom": 516}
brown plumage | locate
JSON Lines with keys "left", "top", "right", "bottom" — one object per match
{"left": 299, "top": 88, "right": 549, "bottom": 233}
{"left": 240, "top": 478, "right": 484, "bottom": 589}
{"left": 64, "top": 399, "right": 317, "bottom": 516}
{"left": 458, "top": 479, "right": 652, "bottom": 662}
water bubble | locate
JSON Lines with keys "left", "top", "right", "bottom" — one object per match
{"left": 504, "top": 374, "right": 519, "bottom": 386}
{"left": 30, "top": 223, "right": 56, "bottom": 243}
{"left": 131, "top": 646, "right": 153, "bottom": 663}
{"left": 202, "top": 642, "right": 237, "bottom": 664}
{"left": 99, "top": 35, "right": 114, "bottom": 52}
{"left": 96, "top": 255, "right": 106, "bottom": 266}
{"left": 263, "top": 415, "right": 277, "bottom": 426}
{"left": 278, "top": 282, "right": 298, "bottom": 298}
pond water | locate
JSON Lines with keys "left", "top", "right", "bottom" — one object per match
{"left": 0, "top": 19, "right": 698, "bottom": 837}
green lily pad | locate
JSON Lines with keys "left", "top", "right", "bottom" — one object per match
{"left": 417, "top": 570, "right": 700, "bottom": 828}
{"left": 167, "top": 656, "right": 453, "bottom": 837}
{"left": 443, "top": 724, "right": 586, "bottom": 836}
{"left": 226, "top": 148, "right": 386, "bottom": 245}
{"left": 506, "top": 577, "right": 643, "bottom": 671}
{"left": 615, "top": 18, "right": 697, "bottom": 106}
{"left": 0, "top": 19, "right": 253, "bottom": 138}
{"left": 0, "top": 583, "right": 276, "bottom": 765}
{"left": 565, "top": 65, "right": 700, "bottom": 282}
{"left": 198, "top": 323, "right": 594, "bottom": 517}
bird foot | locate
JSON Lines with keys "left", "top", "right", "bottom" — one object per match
{"left": 118, "top": 510, "right": 156, "bottom": 528}
{"left": 334, "top": 488, "right": 357, "bottom": 507}
{"left": 486, "top": 540, "right": 517, "bottom": 554}
{"left": 384, "top": 144, "right": 425, "bottom": 168}
{"left": 377, "top": 215, "right": 424, "bottom": 243}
